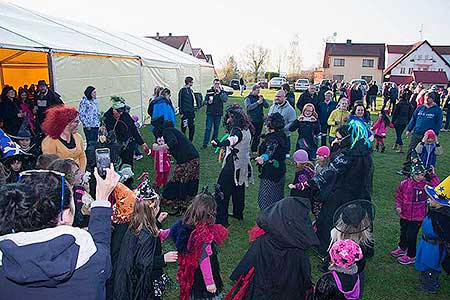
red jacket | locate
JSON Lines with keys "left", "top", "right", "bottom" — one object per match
{"left": 150, "top": 148, "right": 171, "bottom": 172}
{"left": 371, "top": 117, "right": 393, "bottom": 137}
{"left": 395, "top": 174, "right": 440, "bottom": 221}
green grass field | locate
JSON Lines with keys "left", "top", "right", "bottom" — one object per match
{"left": 136, "top": 89, "right": 450, "bottom": 300}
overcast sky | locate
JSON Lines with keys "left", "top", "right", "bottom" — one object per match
{"left": 11, "top": 0, "right": 450, "bottom": 71}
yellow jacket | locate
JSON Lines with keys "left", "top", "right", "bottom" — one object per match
{"left": 42, "top": 132, "right": 87, "bottom": 171}
{"left": 327, "top": 109, "right": 350, "bottom": 137}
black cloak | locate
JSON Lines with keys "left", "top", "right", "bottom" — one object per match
{"left": 310, "top": 140, "right": 373, "bottom": 255}
{"left": 112, "top": 228, "right": 157, "bottom": 300}
{"left": 230, "top": 197, "right": 319, "bottom": 300}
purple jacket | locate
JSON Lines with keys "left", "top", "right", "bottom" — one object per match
{"left": 395, "top": 174, "right": 440, "bottom": 221}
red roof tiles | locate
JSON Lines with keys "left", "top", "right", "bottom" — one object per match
{"left": 323, "top": 42, "right": 385, "bottom": 69}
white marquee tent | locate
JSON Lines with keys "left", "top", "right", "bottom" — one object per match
{"left": 0, "top": 1, "right": 215, "bottom": 119}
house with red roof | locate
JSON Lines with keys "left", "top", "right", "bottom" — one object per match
{"left": 322, "top": 39, "right": 385, "bottom": 84}
{"left": 384, "top": 40, "right": 450, "bottom": 87}
{"left": 145, "top": 33, "right": 215, "bottom": 66}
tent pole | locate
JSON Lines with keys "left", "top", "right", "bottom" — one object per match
{"left": 0, "top": 64, "right": 4, "bottom": 87}
{"left": 47, "top": 50, "right": 56, "bottom": 91}
{"left": 139, "top": 58, "right": 144, "bottom": 123}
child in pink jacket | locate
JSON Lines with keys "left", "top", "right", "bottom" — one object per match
{"left": 371, "top": 110, "right": 393, "bottom": 153}
{"left": 151, "top": 136, "right": 172, "bottom": 189}
{"left": 390, "top": 157, "right": 440, "bottom": 265}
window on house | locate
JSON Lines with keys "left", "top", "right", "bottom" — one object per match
{"left": 408, "top": 68, "right": 414, "bottom": 74}
{"left": 439, "top": 68, "right": 444, "bottom": 72}
{"left": 425, "top": 55, "right": 429, "bottom": 60}
{"left": 362, "top": 59, "right": 374, "bottom": 68}
{"left": 333, "top": 58, "right": 345, "bottom": 67}
{"left": 361, "top": 75, "right": 373, "bottom": 82}
{"left": 400, "top": 67, "right": 406, "bottom": 74}
{"left": 418, "top": 55, "right": 423, "bottom": 60}
{"left": 333, "top": 75, "right": 344, "bottom": 81}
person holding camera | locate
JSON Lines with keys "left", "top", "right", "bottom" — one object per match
{"left": 202, "top": 79, "right": 228, "bottom": 149}
{"left": 245, "top": 85, "right": 269, "bottom": 155}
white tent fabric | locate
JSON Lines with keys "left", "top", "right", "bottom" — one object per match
{"left": 0, "top": 1, "right": 215, "bottom": 119}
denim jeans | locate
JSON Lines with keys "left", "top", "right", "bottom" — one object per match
{"left": 203, "top": 114, "right": 222, "bottom": 146}
{"left": 394, "top": 124, "right": 406, "bottom": 145}
{"left": 83, "top": 127, "right": 98, "bottom": 146}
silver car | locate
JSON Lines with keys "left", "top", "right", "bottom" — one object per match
{"left": 295, "top": 79, "right": 310, "bottom": 91}
{"left": 268, "top": 77, "right": 287, "bottom": 89}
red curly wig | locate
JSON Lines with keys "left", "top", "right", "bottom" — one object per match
{"left": 41, "top": 105, "right": 79, "bottom": 139}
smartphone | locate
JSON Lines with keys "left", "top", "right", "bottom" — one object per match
{"left": 95, "top": 148, "right": 111, "bottom": 177}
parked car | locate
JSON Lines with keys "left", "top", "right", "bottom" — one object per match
{"left": 230, "top": 79, "right": 240, "bottom": 90}
{"left": 351, "top": 79, "right": 368, "bottom": 87}
{"left": 268, "top": 77, "right": 288, "bottom": 89}
{"left": 257, "top": 80, "right": 268, "bottom": 89}
{"left": 221, "top": 85, "right": 234, "bottom": 96}
{"left": 294, "top": 79, "right": 310, "bottom": 91}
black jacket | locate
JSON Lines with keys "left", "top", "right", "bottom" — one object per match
{"left": 162, "top": 125, "right": 199, "bottom": 164}
{"left": 258, "top": 130, "right": 288, "bottom": 182}
{"left": 35, "top": 89, "right": 63, "bottom": 124}
{"left": 402, "top": 88, "right": 413, "bottom": 101}
{"left": 204, "top": 88, "right": 227, "bottom": 116}
{"left": 104, "top": 108, "right": 144, "bottom": 146}
{"left": 392, "top": 99, "right": 413, "bottom": 126}
{"left": 350, "top": 89, "right": 363, "bottom": 106}
{"left": 286, "top": 91, "right": 296, "bottom": 108}
{"left": 178, "top": 86, "right": 195, "bottom": 114}
{"left": 289, "top": 119, "right": 320, "bottom": 151}
{"left": 314, "top": 271, "right": 359, "bottom": 300}
{"left": 368, "top": 84, "right": 378, "bottom": 96}
{"left": 297, "top": 91, "right": 319, "bottom": 113}
{"left": 0, "top": 100, "right": 22, "bottom": 135}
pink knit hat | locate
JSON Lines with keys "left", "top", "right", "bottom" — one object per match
{"left": 293, "top": 149, "right": 309, "bottom": 163}
{"left": 329, "top": 239, "right": 363, "bottom": 269}
{"left": 424, "top": 129, "right": 436, "bottom": 140}
{"left": 316, "top": 146, "right": 330, "bottom": 158}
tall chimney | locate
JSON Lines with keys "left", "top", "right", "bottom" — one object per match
{"left": 346, "top": 39, "right": 352, "bottom": 46}
{"left": 169, "top": 32, "right": 172, "bottom": 37}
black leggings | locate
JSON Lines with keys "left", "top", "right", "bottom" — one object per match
{"left": 216, "top": 165, "right": 245, "bottom": 226}
{"left": 399, "top": 218, "right": 422, "bottom": 257}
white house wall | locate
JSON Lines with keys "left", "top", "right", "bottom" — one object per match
{"left": 387, "top": 53, "right": 403, "bottom": 67}
{"left": 389, "top": 43, "right": 450, "bottom": 80}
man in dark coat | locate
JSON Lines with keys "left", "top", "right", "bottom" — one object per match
{"left": 202, "top": 79, "right": 228, "bottom": 148}
{"left": 297, "top": 84, "right": 319, "bottom": 113}
{"left": 230, "top": 197, "right": 319, "bottom": 300}
{"left": 178, "top": 76, "right": 196, "bottom": 141}
{"left": 34, "top": 80, "right": 63, "bottom": 130}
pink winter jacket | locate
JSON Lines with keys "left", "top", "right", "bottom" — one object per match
{"left": 395, "top": 174, "right": 440, "bottom": 221}
{"left": 371, "top": 117, "right": 393, "bottom": 137}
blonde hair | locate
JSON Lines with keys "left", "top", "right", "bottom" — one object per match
{"left": 328, "top": 214, "right": 373, "bottom": 251}
{"left": 301, "top": 103, "right": 318, "bottom": 119}
{"left": 129, "top": 198, "right": 160, "bottom": 237}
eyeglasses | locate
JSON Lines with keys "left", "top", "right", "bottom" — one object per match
{"left": 18, "top": 169, "right": 66, "bottom": 221}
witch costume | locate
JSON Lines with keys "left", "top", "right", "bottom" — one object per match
{"left": 227, "top": 196, "right": 319, "bottom": 300}
{"left": 170, "top": 188, "right": 229, "bottom": 300}
{"left": 308, "top": 119, "right": 373, "bottom": 256}
{"left": 152, "top": 116, "right": 199, "bottom": 213}
{"left": 214, "top": 105, "right": 253, "bottom": 226}
{"left": 112, "top": 182, "right": 171, "bottom": 300}
{"left": 414, "top": 176, "right": 450, "bottom": 293}
{"left": 256, "top": 113, "right": 288, "bottom": 210}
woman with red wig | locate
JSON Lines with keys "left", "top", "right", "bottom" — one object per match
{"left": 41, "top": 105, "right": 87, "bottom": 171}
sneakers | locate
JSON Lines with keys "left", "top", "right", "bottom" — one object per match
{"left": 397, "top": 255, "right": 415, "bottom": 265}
{"left": 390, "top": 247, "right": 407, "bottom": 258}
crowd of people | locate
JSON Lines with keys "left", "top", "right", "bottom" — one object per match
{"left": 0, "top": 75, "right": 449, "bottom": 300}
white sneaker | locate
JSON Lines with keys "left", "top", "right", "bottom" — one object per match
{"left": 134, "top": 154, "right": 144, "bottom": 161}
{"left": 286, "top": 154, "right": 291, "bottom": 158}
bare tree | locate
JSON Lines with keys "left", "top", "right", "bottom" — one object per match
{"left": 316, "top": 32, "right": 337, "bottom": 68}
{"left": 287, "top": 33, "right": 302, "bottom": 76}
{"left": 244, "top": 44, "right": 270, "bottom": 82}
{"left": 217, "top": 55, "right": 239, "bottom": 83}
